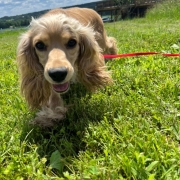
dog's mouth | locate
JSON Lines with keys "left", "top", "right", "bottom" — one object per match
{"left": 52, "top": 82, "right": 69, "bottom": 94}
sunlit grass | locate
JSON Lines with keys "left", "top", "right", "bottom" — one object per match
{"left": 0, "top": 3, "right": 180, "bottom": 179}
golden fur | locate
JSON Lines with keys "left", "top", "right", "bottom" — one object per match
{"left": 17, "top": 7, "right": 117, "bottom": 127}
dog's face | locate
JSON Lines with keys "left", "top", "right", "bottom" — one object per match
{"left": 32, "top": 29, "right": 80, "bottom": 93}
{"left": 17, "top": 12, "right": 108, "bottom": 105}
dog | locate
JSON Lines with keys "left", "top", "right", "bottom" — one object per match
{"left": 17, "top": 7, "right": 117, "bottom": 127}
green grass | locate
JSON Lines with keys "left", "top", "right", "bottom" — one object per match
{"left": 146, "top": 0, "right": 180, "bottom": 21}
{"left": 0, "top": 2, "right": 180, "bottom": 179}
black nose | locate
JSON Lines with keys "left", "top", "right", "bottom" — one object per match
{"left": 48, "top": 67, "right": 68, "bottom": 82}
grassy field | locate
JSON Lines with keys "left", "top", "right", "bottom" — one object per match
{"left": 0, "top": 1, "right": 180, "bottom": 179}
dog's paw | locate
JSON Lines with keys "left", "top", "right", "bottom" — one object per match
{"left": 30, "top": 106, "right": 67, "bottom": 128}
{"left": 30, "top": 117, "right": 61, "bottom": 128}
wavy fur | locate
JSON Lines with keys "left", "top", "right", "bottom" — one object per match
{"left": 17, "top": 7, "right": 117, "bottom": 127}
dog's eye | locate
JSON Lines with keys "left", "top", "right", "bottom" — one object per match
{"left": 35, "top": 42, "right": 46, "bottom": 51}
{"left": 66, "top": 39, "right": 77, "bottom": 48}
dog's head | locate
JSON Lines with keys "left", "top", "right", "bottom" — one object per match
{"left": 17, "top": 12, "right": 112, "bottom": 108}
{"left": 31, "top": 14, "right": 84, "bottom": 94}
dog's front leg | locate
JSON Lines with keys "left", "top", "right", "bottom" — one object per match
{"left": 31, "top": 91, "right": 67, "bottom": 127}
{"left": 48, "top": 90, "right": 67, "bottom": 117}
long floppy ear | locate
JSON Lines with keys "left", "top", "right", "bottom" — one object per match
{"left": 17, "top": 31, "right": 51, "bottom": 110}
{"left": 77, "top": 28, "right": 113, "bottom": 91}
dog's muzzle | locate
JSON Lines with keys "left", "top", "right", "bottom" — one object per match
{"left": 48, "top": 67, "right": 69, "bottom": 93}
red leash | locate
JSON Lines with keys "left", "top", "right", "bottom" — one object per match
{"left": 103, "top": 52, "right": 180, "bottom": 59}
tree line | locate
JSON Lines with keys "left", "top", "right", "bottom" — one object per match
{"left": 0, "top": 0, "right": 115, "bottom": 29}
{"left": 0, "top": 10, "right": 48, "bottom": 29}
{"left": 0, "top": 0, "right": 161, "bottom": 29}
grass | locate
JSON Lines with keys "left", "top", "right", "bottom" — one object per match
{"left": 0, "top": 1, "right": 180, "bottom": 179}
{"left": 146, "top": 0, "right": 180, "bottom": 21}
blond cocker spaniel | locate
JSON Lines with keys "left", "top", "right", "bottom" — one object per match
{"left": 17, "top": 7, "right": 117, "bottom": 127}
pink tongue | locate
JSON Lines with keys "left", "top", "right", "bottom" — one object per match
{"left": 53, "top": 82, "right": 69, "bottom": 92}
